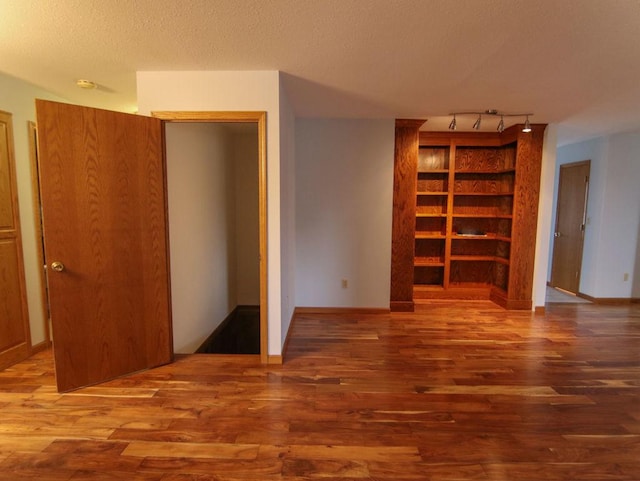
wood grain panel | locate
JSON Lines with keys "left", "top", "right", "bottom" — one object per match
{"left": 0, "top": 111, "right": 31, "bottom": 371}
{"left": 36, "top": 100, "right": 172, "bottom": 392}
{"left": 508, "top": 125, "right": 546, "bottom": 305}
{"left": 3, "top": 301, "right": 639, "bottom": 479}
{"left": 390, "top": 120, "right": 424, "bottom": 311}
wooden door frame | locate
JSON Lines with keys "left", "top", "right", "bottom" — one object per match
{"left": 550, "top": 159, "right": 590, "bottom": 293}
{"left": 0, "top": 110, "right": 32, "bottom": 370}
{"left": 152, "top": 111, "right": 268, "bottom": 364}
{"left": 27, "top": 121, "right": 51, "bottom": 350}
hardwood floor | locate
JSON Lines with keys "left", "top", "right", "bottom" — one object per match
{"left": 1, "top": 301, "right": 639, "bottom": 480}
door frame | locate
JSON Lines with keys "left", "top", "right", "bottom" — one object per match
{"left": 152, "top": 111, "right": 268, "bottom": 364}
{"left": 550, "top": 159, "right": 590, "bottom": 294}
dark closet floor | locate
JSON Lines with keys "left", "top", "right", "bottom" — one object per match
{"left": 198, "top": 306, "right": 260, "bottom": 355}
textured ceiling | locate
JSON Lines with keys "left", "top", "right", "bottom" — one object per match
{"left": 1, "top": 0, "right": 639, "bottom": 145}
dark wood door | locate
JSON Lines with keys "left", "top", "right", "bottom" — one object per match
{"left": 0, "top": 110, "right": 32, "bottom": 371}
{"left": 550, "top": 161, "right": 590, "bottom": 294}
{"left": 36, "top": 100, "right": 173, "bottom": 392}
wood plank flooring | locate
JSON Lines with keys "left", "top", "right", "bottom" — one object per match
{"left": 1, "top": 301, "right": 639, "bottom": 480}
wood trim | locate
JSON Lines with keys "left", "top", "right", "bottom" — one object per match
{"left": 507, "top": 124, "right": 546, "bottom": 303}
{"left": 390, "top": 301, "right": 414, "bottom": 312}
{"left": 152, "top": 111, "right": 267, "bottom": 122}
{"left": 267, "top": 355, "right": 283, "bottom": 364}
{"left": 27, "top": 121, "right": 51, "bottom": 345}
{"left": 151, "top": 111, "right": 269, "bottom": 364}
{"left": 577, "top": 292, "right": 637, "bottom": 305}
{"left": 30, "top": 339, "right": 51, "bottom": 354}
{"left": 0, "top": 110, "right": 32, "bottom": 369}
{"left": 390, "top": 120, "right": 421, "bottom": 311}
{"left": 279, "top": 308, "right": 298, "bottom": 363}
{"left": 294, "top": 307, "right": 391, "bottom": 315}
{"left": 534, "top": 306, "right": 546, "bottom": 315}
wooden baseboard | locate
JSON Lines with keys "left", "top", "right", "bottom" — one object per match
{"left": 534, "top": 306, "right": 546, "bottom": 315}
{"left": 278, "top": 308, "right": 299, "bottom": 364}
{"left": 294, "top": 307, "right": 391, "bottom": 315}
{"left": 390, "top": 301, "right": 414, "bottom": 312}
{"left": 31, "top": 340, "right": 51, "bottom": 354}
{"left": 267, "top": 355, "right": 283, "bottom": 364}
{"left": 577, "top": 292, "right": 637, "bottom": 305}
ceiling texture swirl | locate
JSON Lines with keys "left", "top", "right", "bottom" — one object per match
{"left": 1, "top": 0, "right": 639, "bottom": 145}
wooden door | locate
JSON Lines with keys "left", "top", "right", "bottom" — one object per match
{"left": 0, "top": 111, "right": 32, "bottom": 371}
{"left": 550, "top": 161, "right": 590, "bottom": 294}
{"left": 36, "top": 100, "right": 173, "bottom": 392}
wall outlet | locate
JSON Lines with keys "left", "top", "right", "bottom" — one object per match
{"left": 341, "top": 279, "right": 348, "bottom": 288}
{"left": 624, "top": 273, "right": 629, "bottom": 282}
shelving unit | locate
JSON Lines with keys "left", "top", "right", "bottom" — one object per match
{"left": 391, "top": 122, "right": 546, "bottom": 311}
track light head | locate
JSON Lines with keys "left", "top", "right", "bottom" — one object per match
{"left": 446, "top": 110, "right": 533, "bottom": 133}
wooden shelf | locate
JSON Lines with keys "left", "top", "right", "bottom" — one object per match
{"left": 452, "top": 234, "right": 511, "bottom": 242}
{"left": 415, "top": 233, "right": 446, "bottom": 239}
{"left": 455, "top": 168, "right": 516, "bottom": 174}
{"left": 417, "top": 191, "right": 448, "bottom": 196}
{"left": 453, "top": 192, "right": 514, "bottom": 196}
{"left": 414, "top": 258, "right": 445, "bottom": 266}
{"left": 452, "top": 214, "right": 513, "bottom": 219}
{"left": 391, "top": 124, "right": 545, "bottom": 311}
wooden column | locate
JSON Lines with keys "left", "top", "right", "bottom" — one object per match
{"left": 504, "top": 124, "right": 546, "bottom": 309}
{"left": 390, "top": 119, "right": 425, "bottom": 311}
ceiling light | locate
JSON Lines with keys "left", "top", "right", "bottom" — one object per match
{"left": 76, "top": 79, "right": 97, "bottom": 90}
{"left": 446, "top": 110, "right": 534, "bottom": 133}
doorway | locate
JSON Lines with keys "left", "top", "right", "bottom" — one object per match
{"left": 154, "top": 112, "right": 268, "bottom": 363}
{"left": 550, "top": 160, "right": 590, "bottom": 294}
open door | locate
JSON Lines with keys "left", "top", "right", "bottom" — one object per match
{"left": 36, "top": 100, "right": 173, "bottom": 392}
{"left": 550, "top": 160, "right": 590, "bottom": 294}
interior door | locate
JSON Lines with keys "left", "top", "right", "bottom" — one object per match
{"left": 550, "top": 160, "right": 590, "bottom": 294}
{"left": 36, "top": 100, "right": 173, "bottom": 392}
{"left": 0, "top": 110, "right": 32, "bottom": 371}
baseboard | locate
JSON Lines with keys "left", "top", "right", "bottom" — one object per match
{"left": 577, "top": 292, "right": 636, "bottom": 304}
{"left": 390, "top": 301, "right": 414, "bottom": 312}
{"left": 31, "top": 340, "right": 51, "bottom": 354}
{"left": 278, "top": 308, "right": 299, "bottom": 364}
{"left": 534, "top": 306, "right": 546, "bottom": 315}
{"left": 267, "top": 355, "right": 283, "bottom": 364}
{"left": 294, "top": 307, "right": 391, "bottom": 315}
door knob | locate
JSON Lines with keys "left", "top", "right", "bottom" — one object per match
{"left": 50, "top": 261, "right": 65, "bottom": 272}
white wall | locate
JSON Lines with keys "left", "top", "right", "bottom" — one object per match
{"left": 0, "top": 73, "right": 67, "bottom": 347}
{"left": 233, "top": 130, "right": 260, "bottom": 305}
{"left": 295, "top": 119, "right": 394, "bottom": 308}
{"left": 551, "top": 130, "right": 640, "bottom": 298}
{"left": 279, "top": 80, "right": 296, "bottom": 345}
{"left": 532, "top": 125, "right": 557, "bottom": 309}
{"left": 137, "top": 70, "right": 283, "bottom": 355}
{"left": 166, "top": 123, "right": 235, "bottom": 353}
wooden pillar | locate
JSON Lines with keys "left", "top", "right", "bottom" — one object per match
{"left": 390, "top": 119, "right": 425, "bottom": 311}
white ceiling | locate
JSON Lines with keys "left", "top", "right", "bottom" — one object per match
{"left": 1, "top": 0, "right": 639, "bottom": 145}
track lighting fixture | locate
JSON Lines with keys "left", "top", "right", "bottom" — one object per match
{"left": 447, "top": 110, "right": 534, "bottom": 133}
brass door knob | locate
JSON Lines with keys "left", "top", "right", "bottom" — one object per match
{"left": 50, "top": 261, "right": 65, "bottom": 272}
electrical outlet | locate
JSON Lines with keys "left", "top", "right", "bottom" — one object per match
{"left": 341, "top": 279, "right": 348, "bottom": 288}
{"left": 624, "top": 273, "right": 629, "bottom": 282}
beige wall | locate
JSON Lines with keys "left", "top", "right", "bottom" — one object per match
{"left": 0, "top": 73, "right": 66, "bottom": 347}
